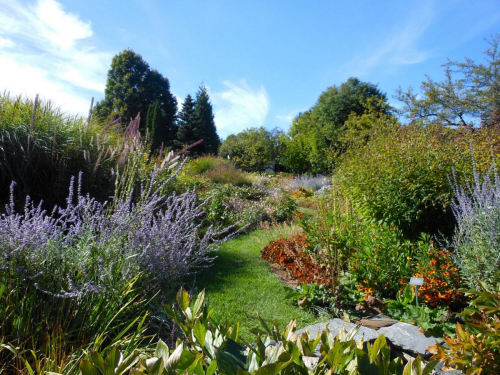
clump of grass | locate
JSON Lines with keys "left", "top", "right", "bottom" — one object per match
{"left": 0, "top": 92, "right": 122, "bottom": 208}
{"left": 185, "top": 156, "right": 252, "bottom": 186}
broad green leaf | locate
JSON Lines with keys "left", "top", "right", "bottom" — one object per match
{"left": 369, "top": 334, "right": 387, "bottom": 362}
{"left": 79, "top": 360, "right": 100, "bottom": 375}
{"left": 148, "top": 357, "right": 165, "bottom": 375}
{"left": 104, "top": 346, "right": 121, "bottom": 375}
{"left": 90, "top": 350, "right": 105, "bottom": 373}
{"left": 193, "top": 289, "right": 205, "bottom": 316}
{"left": 206, "top": 360, "right": 218, "bottom": 375}
{"left": 177, "top": 288, "right": 190, "bottom": 312}
{"left": 193, "top": 319, "right": 207, "bottom": 347}
{"left": 155, "top": 340, "right": 170, "bottom": 364}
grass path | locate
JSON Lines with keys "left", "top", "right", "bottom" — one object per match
{"left": 195, "top": 227, "right": 322, "bottom": 342}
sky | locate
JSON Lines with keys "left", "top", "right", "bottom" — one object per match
{"left": 1, "top": 0, "right": 500, "bottom": 139}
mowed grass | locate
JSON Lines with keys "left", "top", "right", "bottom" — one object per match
{"left": 195, "top": 227, "right": 322, "bottom": 342}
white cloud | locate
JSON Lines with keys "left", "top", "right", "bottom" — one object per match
{"left": 342, "top": 4, "right": 435, "bottom": 77}
{"left": 0, "top": 0, "right": 111, "bottom": 115}
{"left": 275, "top": 111, "right": 300, "bottom": 125}
{"left": 211, "top": 79, "right": 270, "bottom": 138}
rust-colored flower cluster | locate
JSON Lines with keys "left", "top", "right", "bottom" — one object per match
{"left": 261, "top": 233, "right": 331, "bottom": 285}
{"left": 414, "top": 248, "right": 466, "bottom": 308}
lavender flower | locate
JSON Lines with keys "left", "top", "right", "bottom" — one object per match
{"left": 1, "top": 159, "right": 239, "bottom": 298}
{"left": 449, "top": 147, "right": 500, "bottom": 289}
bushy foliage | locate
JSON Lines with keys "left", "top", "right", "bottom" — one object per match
{"left": 280, "top": 78, "right": 392, "bottom": 174}
{"left": 450, "top": 155, "right": 500, "bottom": 289}
{"left": 0, "top": 161, "right": 236, "bottom": 369}
{"left": 335, "top": 121, "right": 473, "bottom": 239}
{"left": 76, "top": 288, "right": 437, "bottom": 375}
{"left": 219, "top": 127, "right": 282, "bottom": 172}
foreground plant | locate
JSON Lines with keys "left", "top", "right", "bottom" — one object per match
{"left": 0, "top": 156, "right": 237, "bottom": 371}
{"left": 79, "top": 288, "right": 437, "bottom": 375}
{"left": 429, "top": 281, "right": 500, "bottom": 374}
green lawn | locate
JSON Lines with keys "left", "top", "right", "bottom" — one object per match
{"left": 195, "top": 227, "right": 322, "bottom": 342}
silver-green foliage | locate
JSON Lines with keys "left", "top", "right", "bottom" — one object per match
{"left": 450, "top": 154, "right": 500, "bottom": 289}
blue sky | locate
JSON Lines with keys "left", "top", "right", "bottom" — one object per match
{"left": 1, "top": 0, "right": 499, "bottom": 139}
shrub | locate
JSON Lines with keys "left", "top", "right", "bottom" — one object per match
{"left": 290, "top": 187, "right": 314, "bottom": 199}
{"left": 335, "top": 121, "right": 471, "bottom": 239}
{"left": 0, "top": 162, "right": 236, "bottom": 368}
{"left": 184, "top": 156, "right": 252, "bottom": 187}
{"left": 450, "top": 155, "right": 500, "bottom": 289}
{"left": 261, "top": 233, "right": 331, "bottom": 285}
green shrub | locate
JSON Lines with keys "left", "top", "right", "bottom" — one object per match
{"left": 335, "top": 121, "right": 474, "bottom": 239}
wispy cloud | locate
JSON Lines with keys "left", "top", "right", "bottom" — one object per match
{"left": 0, "top": 0, "right": 110, "bottom": 115}
{"left": 342, "top": 3, "right": 435, "bottom": 77}
{"left": 211, "top": 79, "right": 270, "bottom": 139}
{"left": 275, "top": 110, "right": 302, "bottom": 126}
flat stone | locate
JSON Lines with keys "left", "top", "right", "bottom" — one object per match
{"left": 378, "top": 322, "right": 444, "bottom": 358}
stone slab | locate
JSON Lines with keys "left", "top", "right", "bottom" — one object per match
{"left": 378, "top": 322, "right": 444, "bottom": 358}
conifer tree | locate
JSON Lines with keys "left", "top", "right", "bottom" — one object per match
{"left": 194, "top": 85, "right": 220, "bottom": 155}
{"left": 176, "top": 94, "right": 203, "bottom": 153}
{"left": 95, "top": 49, "right": 177, "bottom": 150}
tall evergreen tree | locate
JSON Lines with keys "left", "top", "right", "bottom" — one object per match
{"left": 94, "top": 49, "right": 177, "bottom": 150}
{"left": 195, "top": 85, "right": 220, "bottom": 155}
{"left": 176, "top": 94, "right": 203, "bottom": 153}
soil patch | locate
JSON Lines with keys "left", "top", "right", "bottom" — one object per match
{"left": 268, "top": 263, "right": 299, "bottom": 289}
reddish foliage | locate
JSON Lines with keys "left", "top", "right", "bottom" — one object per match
{"left": 261, "top": 233, "right": 331, "bottom": 285}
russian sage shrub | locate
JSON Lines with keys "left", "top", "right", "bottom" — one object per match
{"left": 450, "top": 157, "right": 500, "bottom": 289}
{"left": 0, "top": 159, "right": 238, "bottom": 362}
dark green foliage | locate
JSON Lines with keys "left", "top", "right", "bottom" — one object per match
{"left": 219, "top": 127, "right": 282, "bottom": 172}
{"left": 94, "top": 49, "right": 177, "bottom": 149}
{"left": 176, "top": 87, "right": 220, "bottom": 156}
{"left": 335, "top": 121, "right": 471, "bottom": 239}
{"left": 146, "top": 100, "right": 176, "bottom": 150}
{"left": 195, "top": 85, "right": 220, "bottom": 155}
{"left": 176, "top": 94, "right": 202, "bottom": 152}
{"left": 280, "top": 77, "right": 391, "bottom": 174}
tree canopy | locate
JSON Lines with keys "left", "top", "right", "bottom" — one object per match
{"left": 280, "top": 77, "right": 391, "bottom": 174}
{"left": 176, "top": 86, "right": 220, "bottom": 156}
{"left": 219, "top": 127, "right": 282, "bottom": 172}
{"left": 94, "top": 49, "right": 178, "bottom": 149}
{"left": 395, "top": 34, "right": 500, "bottom": 127}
